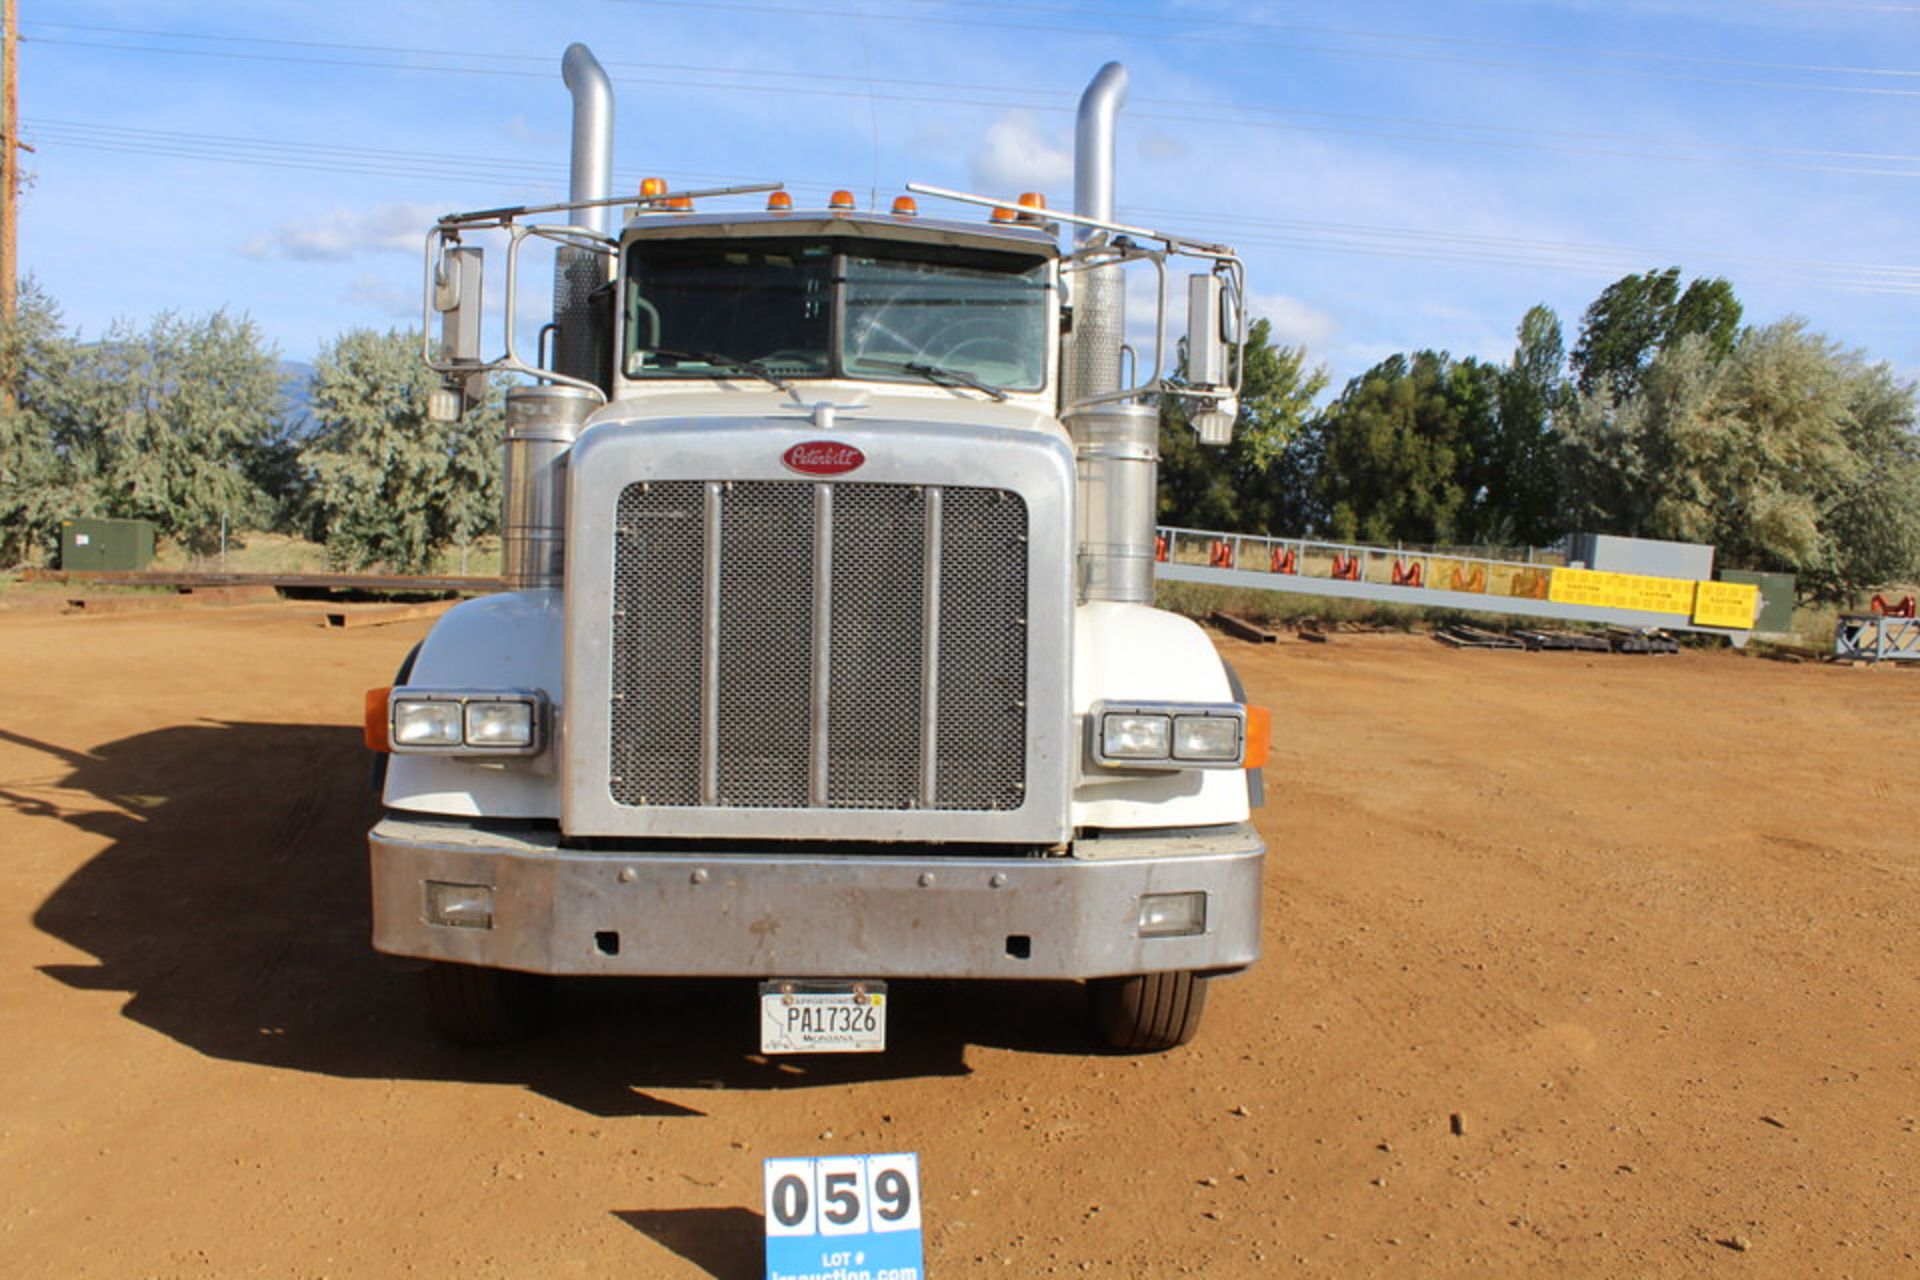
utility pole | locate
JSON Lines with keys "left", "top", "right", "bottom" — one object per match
{"left": 1, "top": 0, "right": 18, "bottom": 416}
{"left": 1, "top": 0, "right": 17, "bottom": 328}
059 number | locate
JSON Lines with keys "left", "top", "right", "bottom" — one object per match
{"left": 764, "top": 1154, "right": 921, "bottom": 1238}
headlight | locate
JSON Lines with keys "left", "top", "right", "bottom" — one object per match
{"left": 1102, "top": 713, "right": 1171, "bottom": 760}
{"left": 465, "top": 700, "right": 535, "bottom": 749}
{"left": 387, "top": 690, "right": 547, "bottom": 756}
{"left": 393, "top": 699, "right": 464, "bottom": 747}
{"left": 1173, "top": 714, "right": 1241, "bottom": 762}
{"left": 1090, "top": 701, "right": 1247, "bottom": 770}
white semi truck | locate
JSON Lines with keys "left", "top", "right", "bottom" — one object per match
{"left": 364, "top": 45, "right": 1268, "bottom": 1053}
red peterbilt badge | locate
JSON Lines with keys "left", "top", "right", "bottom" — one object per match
{"left": 782, "top": 440, "right": 865, "bottom": 475}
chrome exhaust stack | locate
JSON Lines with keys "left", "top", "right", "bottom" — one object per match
{"left": 503, "top": 44, "right": 613, "bottom": 589}
{"left": 1064, "top": 62, "right": 1155, "bottom": 605}
{"left": 551, "top": 43, "right": 614, "bottom": 384}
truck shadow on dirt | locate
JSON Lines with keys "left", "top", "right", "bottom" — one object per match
{"left": 13, "top": 721, "right": 1098, "bottom": 1117}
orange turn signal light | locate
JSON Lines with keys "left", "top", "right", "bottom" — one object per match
{"left": 1243, "top": 705, "right": 1271, "bottom": 769}
{"left": 829, "top": 189, "right": 857, "bottom": 211}
{"left": 767, "top": 191, "right": 793, "bottom": 212}
{"left": 891, "top": 195, "right": 918, "bottom": 217}
{"left": 364, "top": 687, "right": 392, "bottom": 753}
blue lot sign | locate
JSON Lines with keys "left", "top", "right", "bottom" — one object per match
{"left": 763, "top": 1153, "right": 924, "bottom": 1280}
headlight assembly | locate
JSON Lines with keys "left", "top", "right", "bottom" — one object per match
{"left": 1088, "top": 701, "right": 1247, "bottom": 770}
{"left": 384, "top": 690, "right": 548, "bottom": 756}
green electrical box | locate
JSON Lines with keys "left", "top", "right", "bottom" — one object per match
{"left": 1718, "top": 569, "right": 1796, "bottom": 634}
{"left": 59, "top": 518, "right": 156, "bottom": 572}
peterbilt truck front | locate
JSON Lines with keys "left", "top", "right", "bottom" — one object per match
{"left": 364, "top": 45, "right": 1266, "bottom": 1053}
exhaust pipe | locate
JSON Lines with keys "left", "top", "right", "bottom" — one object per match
{"left": 1065, "top": 62, "right": 1156, "bottom": 605}
{"left": 505, "top": 45, "right": 613, "bottom": 589}
{"left": 1064, "top": 61, "right": 1126, "bottom": 409}
{"left": 561, "top": 43, "right": 615, "bottom": 238}
{"left": 551, "top": 43, "right": 614, "bottom": 382}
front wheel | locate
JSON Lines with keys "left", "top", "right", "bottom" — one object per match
{"left": 420, "top": 961, "right": 551, "bottom": 1046}
{"left": 1088, "top": 970, "right": 1210, "bottom": 1051}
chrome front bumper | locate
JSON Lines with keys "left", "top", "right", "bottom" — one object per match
{"left": 370, "top": 817, "right": 1263, "bottom": 980}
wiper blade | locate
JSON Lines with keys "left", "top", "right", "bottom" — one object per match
{"left": 890, "top": 360, "right": 1009, "bottom": 402}
{"left": 639, "top": 347, "right": 797, "bottom": 396}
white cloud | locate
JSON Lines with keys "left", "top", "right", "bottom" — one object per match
{"left": 343, "top": 272, "right": 418, "bottom": 320}
{"left": 1247, "top": 290, "right": 1337, "bottom": 351}
{"left": 244, "top": 202, "right": 440, "bottom": 262}
{"left": 969, "top": 113, "right": 1072, "bottom": 194}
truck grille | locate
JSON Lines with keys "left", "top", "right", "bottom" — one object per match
{"left": 609, "top": 480, "right": 1029, "bottom": 811}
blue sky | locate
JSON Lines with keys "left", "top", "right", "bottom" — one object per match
{"left": 15, "top": 0, "right": 1920, "bottom": 395}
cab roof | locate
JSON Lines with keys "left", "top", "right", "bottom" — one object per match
{"left": 619, "top": 210, "right": 1060, "bottom": 259}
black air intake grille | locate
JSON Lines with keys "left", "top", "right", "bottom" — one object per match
{"left": 609, "top": 480, "right": 1028, "bottom": 811}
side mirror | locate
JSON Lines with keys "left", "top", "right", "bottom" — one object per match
{"left": 1186, "top": 273, "right": 1240, "bottom": 446}
{"left": 435, "top": 245, "right": 485, "bottom": 364}
{"left": 433, "top": 244, "right": 488, "bottom": 416}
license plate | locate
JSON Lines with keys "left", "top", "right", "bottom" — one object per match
{"left": 759, "top": 980, "right": 887, "bottom": 1054}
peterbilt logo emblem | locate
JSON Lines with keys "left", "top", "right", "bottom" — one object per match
{"left": 782, "top": 441, "right": 865, "bottom": 475}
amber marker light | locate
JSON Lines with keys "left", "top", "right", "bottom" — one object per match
{"left": 828, "top": 189, "right": 857, "bottom": 211}
{"left": 1016, "top": 191, "right": 1046, "bottom": 223}
{"left": 639, "top": 176, "right": 669, "bottom": 201}
{"left": 667, "top": 195, "right": 694, "bottom": 211}
{"left": 767, "top": 191, "right": 793, "bottom": 212}
{"left": 891, "top": 195, "right": 918, "bottom": 217}
{"left": 990, "top": 205, "right": 1016, "bottom": 223}
{"left": 364, "top": 687, "right": 393, "bottom": 753}
{"left": 1243, "top": 705, "right": 1272, "bottom": 769}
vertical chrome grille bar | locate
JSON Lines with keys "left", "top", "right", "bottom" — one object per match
{"left": 700, "top": 481, "right": 723, "bottom": 806}
{"left": 918, "top": 487, "right": 943, "bottom": 809}
{"left": 809, "top": 484, "right": 834, "bottom": 807}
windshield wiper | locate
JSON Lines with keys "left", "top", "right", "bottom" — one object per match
{"left": 638, "top": 347, "right": 797, "bottom": 396}
{"left": 874, "top": 359, "right": 1009, "bottom": 402}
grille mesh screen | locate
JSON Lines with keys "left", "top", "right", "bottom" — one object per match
{"left": 609, "top": 482, "right": 704, "bottom": 805}
{"left": 608, "top": 480, "right": 1028, "bottom": 812}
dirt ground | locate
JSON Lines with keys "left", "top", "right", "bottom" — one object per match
{"left": 2, "top": 597, "right": 1916, "bottom": 1278}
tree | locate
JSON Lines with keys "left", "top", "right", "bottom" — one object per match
{"left": 1570, "top": 268, "right": 1742, "bottom": 400}
{"left": 1560, "top": 317, "right": 1920, "bottom": 596}
{"left": 1488, "top": 305, "right": 1569, "bottom": 546}
{"left": 1157, "top": 317, "right": 1326, "bottom": 533}
{"left": 79, "top": 310, "right": 285, "bottom": 549}
{"left": 1312, "top": 350, "right": 1496, "bottom": 546}
{"left": 0, "top": 282, "right": 90, "bottom": 565}
{"left": 301, "top": 328, "right": 501, "bottom": 573}
{"left": 1819, "top": 357, "right": 1920, "bottom": 600}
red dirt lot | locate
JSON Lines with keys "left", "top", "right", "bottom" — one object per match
{"left": 1, "top": 600, "right": 1916, "bottom": 1277}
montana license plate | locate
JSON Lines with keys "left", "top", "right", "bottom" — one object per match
{"left": 759, "top": 981, "right": 887, "bottom": 1054}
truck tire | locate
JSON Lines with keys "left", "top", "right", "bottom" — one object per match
{"left": 420, "top": 961, "right": 551, "bottom": 1046}
{"left": 1089, "top": 970, "right": 1209, "bottom": 1051}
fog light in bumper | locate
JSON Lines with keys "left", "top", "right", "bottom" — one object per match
{"left": 1137, "top": 891, "right": 1207, "bottom": 938}
{"left": 424, "top": 880, "right": 493, "bottom": 929}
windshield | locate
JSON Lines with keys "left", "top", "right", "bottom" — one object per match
{"left": 623, "top": 237, "right": 1049, "bottom": 393}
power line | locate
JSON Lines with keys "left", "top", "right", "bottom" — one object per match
{"left": 27, "top": 12, "right": 1920, "bottom": 102}
{"left": 27, "top": 115, "right": 1920, "bottom": 298}
{"left": 602, "top": 0, "right": 1920, "bottom": 99}
{"left": 887, "top": 0, "right": 1920, "bottom": 82}
{"left": 23, "top": 31, "right": 1920, "bottom": 181}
